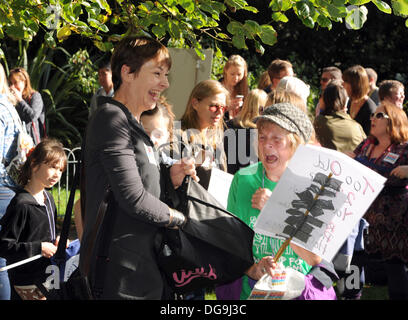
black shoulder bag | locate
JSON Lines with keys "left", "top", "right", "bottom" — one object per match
{"left": 157, "top": 169, "right": 255, "bottom": 295}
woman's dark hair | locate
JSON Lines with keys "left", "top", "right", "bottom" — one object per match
{"left": 18, "top": 138, "right": 67, "bottom": 186}
{"left": 322, "top": 80, "right": 348, "bottom": 115}
{"left": 111, "top": 36, "right": 171, "bottom": 91}
{"left": 342, "top": 65, "right": 369, "bottom": 100}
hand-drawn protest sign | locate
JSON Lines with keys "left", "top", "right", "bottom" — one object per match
{"left": 254, "top": 144, "right": 387, "bottom": 262}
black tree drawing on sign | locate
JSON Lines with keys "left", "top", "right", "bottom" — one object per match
{"left": 282, "top": 172, "right": 343, "bottom": 243}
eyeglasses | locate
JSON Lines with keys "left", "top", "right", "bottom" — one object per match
{"left": 320, "top": 77, "right": 330, "bottom": 83}
{"left": 208, "top": 104, "right": 227, "bottom": 113}
{"left": 370, "top": 112, "right": 390, "bottom": 120}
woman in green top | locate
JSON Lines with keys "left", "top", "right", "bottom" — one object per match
{"left": 216, "top": 102, "right": 324, "bottom": 300}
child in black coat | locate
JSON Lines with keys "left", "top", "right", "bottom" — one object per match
{"left": 0, "top": 138, "right": 67, "bottom": 300}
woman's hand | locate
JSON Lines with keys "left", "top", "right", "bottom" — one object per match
{"left": 169, "top": 157, "right": 199, "bottom": 189}
{"left": 228, "top": 97, "right": 244, "bottom": 118}
{"left": 390, "top": 165, "right": 408, "bottom": 179}
{"left": 251, "top": 187, "right": 272, "bottom": 211}
{"left": 41, "top": 242, "right": 57, "bottom": 258}
{"left": 10, "top": 85, "right": 23, "bottom": 102}
{"left": 245, "top": 256, "right": 277, "bottom": 281}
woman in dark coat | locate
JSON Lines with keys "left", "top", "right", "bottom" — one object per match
{"left": 79, "top": 36, "right": 196, "bottom": 300}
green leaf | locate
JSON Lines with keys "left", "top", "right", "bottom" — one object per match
{"left": 317, "top": 14, "right": 333, "bottom": 29}
{"left": 232, "top": 33, "right": 247, "bottom": 49}
{"left": 227, "top": 21, "right": 242, "bottom": 35}
{"left": 244, "top": 20, "right": 262, "bottom": 34}
{"left": 345, "top": 5, "right": 368, "bottom": 29}
{"left": 269, "top": 0, "right": 292, "bottom": 11}
{"left": 259, "top": 24, "right": 277, "bottom": 46}
{"left": 327, "top": 3, "right": 348, "bottom": 18}
{"left": 296, "top": 1, "right": 310, "bottom": 19}
{"left": 302, "top": 16, "right": 315, "bottom": 28}
{"left": 406, "top": 17, "right": 408, "bottom": 27}
{"left": 57, "top": 25, "right": 71, "bottom": 40}
{"left": 6, "top": 25, "right": 25, "bottom": 39}
{"left": 243, "top": 5, "right": 258, "bottom": 13}
{"left": 152, "top": 24, "right": 166, "bottom": 38}
{"left": 225, "top": 0, "right": 248, "bottom": 10}
{"left": 272, "top": 12, "right": 289, "bottom": 22}
{"left": 392, "top": 0, "right": 408, "bottom": 17}
{"left": 168, "top": 20, "right": 181, "bottom": 39}
{"left": 349, "top": 0, "right": 371, "bottom": 5}
{"left": 372, "top": 0, "right": 392, "bottom": 14}
{"left": 180, "top": 0, "right": 195, "bottom": 13}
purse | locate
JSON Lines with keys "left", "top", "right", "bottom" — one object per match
{"left": 157, "top": 173, "right": 255, "bottom": 295}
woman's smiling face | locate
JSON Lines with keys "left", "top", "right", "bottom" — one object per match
{"left": 127, "top": 58, "right": 170, "bottom": 112}
{"left": 257, "top": 121, "right": 294, "bottom": 181}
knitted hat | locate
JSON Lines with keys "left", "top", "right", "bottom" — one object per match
{"left": 254, "top": 102, "right": 313, "bottom": 142}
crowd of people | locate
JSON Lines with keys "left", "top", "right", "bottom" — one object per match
{"left": 0, "top": 35, "right": 408, "bottom": 301}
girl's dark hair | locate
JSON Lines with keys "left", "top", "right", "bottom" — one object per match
{"left": 18, "top": 138, "right": 67, "bottom": 186}
{"left": 322, "top": 80, "right": 348, "bottom": 115}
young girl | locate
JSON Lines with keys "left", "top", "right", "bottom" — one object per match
{"left": 220, "top": 55, "right": 249, "bottom": 120}
{"left": 0, "top": 138, "right": 67, "bottom": 300}
{"left": 140, "top": 96, "right": 177, "bottom": 166}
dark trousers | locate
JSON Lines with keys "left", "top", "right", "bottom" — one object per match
{"left": 338, "top": 251, "right": 408, "bottom": 300}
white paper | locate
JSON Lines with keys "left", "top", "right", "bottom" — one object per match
{"left": 207, "top": 168, "right": 234, "bottom": 209}
{"left": 254, "top": 144, "right": 387, "bottom": 262}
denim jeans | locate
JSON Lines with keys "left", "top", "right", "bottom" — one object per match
{"left": 0, "top": 185, "right": 16, "bottom": 300}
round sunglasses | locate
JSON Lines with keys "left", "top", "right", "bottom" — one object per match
{"left": 208, "top": 104, "right": 227, "bottom": 113}
{"left": 370, "top": 112, "right": 389, "bottom": 120}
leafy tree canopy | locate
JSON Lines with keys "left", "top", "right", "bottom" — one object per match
{"left": 1, "top": 0, "right": 407, "bottom": 57}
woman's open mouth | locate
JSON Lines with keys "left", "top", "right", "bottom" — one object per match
{"left": 265, "top": 154, "right": 278, "bottom": 164}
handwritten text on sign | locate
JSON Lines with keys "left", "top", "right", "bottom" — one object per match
{"left": 254, "top": 144, "right": 386, "bottom": 262}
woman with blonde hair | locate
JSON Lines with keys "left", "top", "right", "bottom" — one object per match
{"left": 179, "top": 79, "right": 229, "bottom": 190}
{"left": 220, "top": 55, "right": 249, "bottom": 120}
{"left": 8, "top": 67, "right": 45, "bottom": 144}
{"left": 224, "top": 89, "right": 268, "bottom": 174}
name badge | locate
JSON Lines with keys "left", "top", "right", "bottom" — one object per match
{"left": 383, "top": 152, "right": 399, "bottom": 164}
{"left": 144, "top": 143, "right": 158, "bottom": 166}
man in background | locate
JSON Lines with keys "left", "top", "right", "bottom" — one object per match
{"left": 89, "top": 59, "right": 114, "bottom": 118}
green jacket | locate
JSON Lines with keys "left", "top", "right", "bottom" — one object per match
{"left": 314, "top": 111, "right": 366, "bottom": 153}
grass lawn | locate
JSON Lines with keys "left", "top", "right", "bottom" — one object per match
{"left": 50, "top": 187, "right": 81, "bottom": 217}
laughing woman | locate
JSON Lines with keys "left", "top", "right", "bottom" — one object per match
{"left": 80, "top": 36, "right": 196, "bottom": 300}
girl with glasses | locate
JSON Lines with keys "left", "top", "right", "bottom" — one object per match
{"left": 178, "top": 80, "right": 229, "bottom": 191}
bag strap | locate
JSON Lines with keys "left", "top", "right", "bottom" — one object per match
{"left": 53, "top": 153, "right": 81, "bottom": 265}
